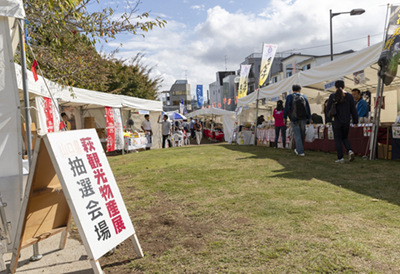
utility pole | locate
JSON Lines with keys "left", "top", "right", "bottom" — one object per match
{"left": 223, "top": 55, "right": 228, "bottom": 71}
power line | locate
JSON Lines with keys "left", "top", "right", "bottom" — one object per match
{"left": 278, "top": 33, "right": 383, "bottom": 54}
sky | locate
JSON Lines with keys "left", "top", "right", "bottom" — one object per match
{"left": 93, "top": 0, "right": 391, "bottom": 100}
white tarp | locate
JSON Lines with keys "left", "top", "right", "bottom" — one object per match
{"left": 0, "top": 16, "right": 23, "bottom": 252}
{"left": 237, "top": 42, "right": 385, "bottom": 107}
{"left": 186, "top": 108, "right": 236, "bottom": 142}
{"left": 0, "top": 0, "right": 25, "bottom": 19}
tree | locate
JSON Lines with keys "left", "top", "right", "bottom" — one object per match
{"left": 20, "top": 0, "right": 166, "bottom": 96}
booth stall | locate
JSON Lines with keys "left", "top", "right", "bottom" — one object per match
{"left": 186, "top": 108, "right": 236, "bottom": 142}
{"left": 237, "top": 42, "right": 400, "bottom": 159}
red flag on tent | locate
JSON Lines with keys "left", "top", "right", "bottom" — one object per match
{"left": 31, "top": 60, "right": 39, "bottom": 82}
{"left": 212, "top": 102, "right": 215, "bottom": 108}
{"left": 234, "top": 96, "right": 237, "bottom": 103}
{"left": 228, "top": 98, "right": 231, "bottom": 105}
{"left": 218, "top": 103, "right": 221, "bottom": 108}
{"left": 223, "top": 98, "right": 226, "bottom": 104}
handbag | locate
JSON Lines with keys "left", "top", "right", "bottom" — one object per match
{"left": 328, "top": 99, "right": 337, "bottom": 118}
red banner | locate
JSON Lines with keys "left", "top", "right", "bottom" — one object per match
{"left": 208, "top": 106, "right": 211, "bottom": 108}
{"left": 228, "top": 98, "right": 231, "bottom": 105}
{"left": 105, "top": 106, "right": 115, "bottom": 152}
{"left": 218, "top": 103, "right": 221, "bottom": 108}
{"left": 212, "top": 102, "right": 215, "bottom": 108}
{"left": 223, "top": 98, "right": 226, "bottom": 104}
{"left": 235, "top": 96, "right": 237, "bottom": 104}
{"left": 44, "top": 97, "right": 54, "bottom": 132}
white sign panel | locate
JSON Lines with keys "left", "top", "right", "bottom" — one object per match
{"left": 45, "top": 129, "right": 135, "bottom": 260}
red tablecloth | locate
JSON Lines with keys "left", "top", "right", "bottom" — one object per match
{"left": 204, "top": 128, "right": 224, "bottom": 141}
{"left": 303, "top": 126, "right": 370, "bottom": 156}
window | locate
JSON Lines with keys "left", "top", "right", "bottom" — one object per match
{"left": 272, "top": 76, "right": 278, "bottom": 83}
{"left": 286, "top": 64, "right": 293, "bottom": 78}
{"left": 167, "top": 101, "right": 170, "bottom": 106}
{"left": 172, "top": 90, "right": 188, "bottom": 96}
{"left": 172, "top": 101, "right": 181, "bottom": 106}
{"left": 303, "top": 64, "right": 311, "bottom": 71}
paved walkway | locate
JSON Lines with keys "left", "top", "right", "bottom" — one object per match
{"left": 1, "top": 233, "right": 93, "bottom": 274}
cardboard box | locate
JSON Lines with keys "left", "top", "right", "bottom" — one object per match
{"left": 377, "top": 143, "right": 392, "bottom": 160}
{"left": 22, "top": 123, "right": 37, "bottom": 151}
{"left": 84, "top": 117, "right": 96, "bottom": 129}
{"left": 96, "top": 128, "right": 105, "bottom": 139}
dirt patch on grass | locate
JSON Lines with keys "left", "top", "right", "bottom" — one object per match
{"left": 99, "top": 193, "right": 214, "bottom": 273}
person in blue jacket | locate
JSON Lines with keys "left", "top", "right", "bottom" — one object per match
{"left": 284, "top": 84, "right": 311, "bottom": 156}
{"left": 351, "top": 89, "right": 368, "bottom": 119}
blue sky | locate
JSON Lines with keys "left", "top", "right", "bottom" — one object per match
{"left": 91, "top": 0, "right": 390, "bottom": 99}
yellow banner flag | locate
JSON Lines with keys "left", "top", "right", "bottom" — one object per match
{"left": 237, "top": 65, "right": 252, "bottom": 99}
{"left": 259, "top": 44, "right": 278, "bottom": 87}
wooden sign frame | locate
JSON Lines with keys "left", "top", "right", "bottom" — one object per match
{"left": 9, "top": 133, "right": 143, "bottom": 274}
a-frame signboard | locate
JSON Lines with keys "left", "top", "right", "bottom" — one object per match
{"left": 9, "top": 129, "right": 143, "bottom": 274}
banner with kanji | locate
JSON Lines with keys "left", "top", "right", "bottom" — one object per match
{"left": 105, "top": 106, "right": 115, "bottom": 152}
{"left": 45, "top": 129, "right": 137, "bottom": 260}
{"left": 113, "top": 109, "right": 124, "bottom": 150}
{"left": 238, "top": 65, "right": 251, "bottom": 99}
{"left": 44, "top": 97, "right": 55, "bottom": 132}
{"left": 378, "top": 6, "right": 400, "bottom": 86}
{"left": 196, "top": 85, "right": 203, "bottom": 108}
{"left": 259, "top": 44, "right": 278, "bottom": 87}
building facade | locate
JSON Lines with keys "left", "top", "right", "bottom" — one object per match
{"left": 162, "top": 80, "right": 192, "bottom": 112}
{"left": 209, "top": 71, "right": 235, "bottom": 109}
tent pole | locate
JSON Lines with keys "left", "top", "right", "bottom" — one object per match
{"left": 19, "top": 19, "right": 32, "bottom": 165}
{"left": 254, "top": 87, "right": 260, "bottom": 145}
{"left": 121, "top": 108, "right": 124, "bottom": 155}
{"left": 19, "top": 19, "right": 42, "bottom": 261}
{"left": 369, "top": 77, "right": 384, "bottom": 160}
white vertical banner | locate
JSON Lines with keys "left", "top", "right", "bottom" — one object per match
{"left": 259, "top": 44, "right": 278, "bottom": 87}
{"left": 113, "top": 108, "right": 124, "bottom": 150}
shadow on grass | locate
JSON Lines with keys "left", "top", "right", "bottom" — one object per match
{"left": 220, "top": 144, "right": 400, "bottom": 207}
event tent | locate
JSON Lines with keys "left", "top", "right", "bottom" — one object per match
{"left": 238, "top": 42, "right": 387, "bottom": 108}
{"left": 186, "top": 108, "right": 236, "bottom": 142}
{"left": 14, "top": 63, "right": 163, "bottom": 148}
{"left": 0, "top": 0, "right": 26, "bottom": 258}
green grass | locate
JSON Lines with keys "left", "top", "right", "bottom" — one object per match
{"left": 101, "top": 144, "right": 400, "bottom": 274}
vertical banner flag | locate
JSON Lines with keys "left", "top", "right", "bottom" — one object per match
{"left": 179, "top": 99, "right": 184, "bottom": 114}
{"left": 378, "top": 6, "right": 400, "bottom": 85}
{"left": 31, "top": 60, "right": 39, "bottom": 82}
{"left": 44, "top": 97, "right": 54, "bottom": 132}
{"left": 238, "top": 65, "right": 252, "bottom": 99}
{"left": 227, "top": 98, "right": 231, "bottom": 105}
{"left": 259, "top": 44, "right": 278, "bottom": 87}
{"left": 218, "top": 103, "right": 221, "bottom": 108}
{"left": 196, "top": 85, "right": 204, "bottom": 108}
{"left": 212, "top": 102, "right": 215, "bottom": 108}
{"left": 113, "top": 108, "right": 124, "bottom": 150}
{"left": 105, "top": 106, "right": 115, "bottom": 152}
{"left": 223, "top": 98, "right": 226, "bottom": 104}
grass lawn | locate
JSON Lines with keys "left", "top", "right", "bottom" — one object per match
{"left": 98, "top": 144, "right": 400, "bottom": 273}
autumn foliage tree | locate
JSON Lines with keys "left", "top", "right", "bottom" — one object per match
{"left": 20, "top": 0, "right": 166, "bottom": 99}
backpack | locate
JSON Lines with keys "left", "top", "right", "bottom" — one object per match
{"left": 291, "top": 94, "right": 307, "bottom": 120}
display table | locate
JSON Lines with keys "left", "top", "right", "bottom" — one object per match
{"left": 204, "top": 128, "right": 225, "bottom": 142}
{"left": 303, "top": 125, "right": 372, "bottom": 155}
{"left": 124, "top": 136, "right": 148, "bottom": 151}
{"left": 238, "top": 130, "right": 255, "bottom": 145}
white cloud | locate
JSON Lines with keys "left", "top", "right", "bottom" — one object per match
{"left": 190, "top": 5, "right": 205, "bottom": 11}
{"left": 106, "top": 0, "right": 388, "bottom": 99}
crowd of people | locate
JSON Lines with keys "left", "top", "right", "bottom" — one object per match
{"left": 154, "top": 115, "right": 205, "bottom": 148}
{"left": 270, "top": 81, "right": 362, "bottom": 163}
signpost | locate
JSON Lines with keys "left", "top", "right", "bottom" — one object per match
{"left": 9, "top": 129, "right": 143, "bottom": 274}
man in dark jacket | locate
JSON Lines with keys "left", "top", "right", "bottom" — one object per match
{"left": 284, "top": 84, "right": 311, "bottom": 156}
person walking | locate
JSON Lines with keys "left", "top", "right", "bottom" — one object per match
{"left": 284, "top": 84, "right": 311, "bottom": 156}
{"left": 194, "top": 119, "right": 203, "bottom": 145}
{"left": 189, "top": 117, "right": 196, "bottom": 139}
{"left": 273, "top": 100, "right": 286, "bottom": 148}
{"left": 327, "top": 80, "right": 358, "bottom": 163}
{"left": 157, "top": 114, "right": 171, "bottom": 148}
{"left": 141, "top": 114, "right": 153, "bottom": 150}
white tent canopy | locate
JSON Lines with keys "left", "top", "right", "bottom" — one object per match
{"left": 186, "top": 108, "right": 236, "bottom": 142}
{"left": 237, "top": 42, "right": 386, "bottom": 107}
